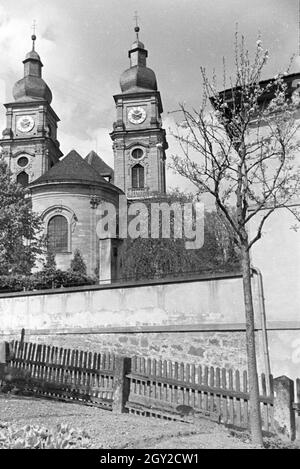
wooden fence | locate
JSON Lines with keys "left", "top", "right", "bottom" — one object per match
{"left": 6, "top": 340, "right": 117, "bottom": 410}
{"left": 0, "top": 339, "right": 284, "bottom": 436}
{"left": 126, "top": 356, "right": 275, "bottom": 433}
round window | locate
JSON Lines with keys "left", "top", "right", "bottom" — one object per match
{"left": 131, "top": 148, "right": 144, "bottom": 160}
{"left": 17, "top": 156, "right": 29, "bottom": 167}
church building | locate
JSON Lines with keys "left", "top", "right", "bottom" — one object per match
{"left": 0, "top": 25, "right": 168, "bottom": 282}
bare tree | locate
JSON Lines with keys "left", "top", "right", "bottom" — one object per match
{"left": 171, "top": 33, "right": 300, "bottom": 446}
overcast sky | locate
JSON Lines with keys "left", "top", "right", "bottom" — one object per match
{"left": 0, "top": 0, "right": 298, "bottom": 191}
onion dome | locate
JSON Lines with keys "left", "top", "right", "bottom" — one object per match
{"left": 25, "top": 49, "right": 41, "bottom": 61}
{"left": 12, "top": 34, "right": 52, "bottom": 103}
{"left": 120, "top": 25, "right": 157, "bottom": 93}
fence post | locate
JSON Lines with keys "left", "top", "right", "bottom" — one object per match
{"left": 273, "top": 375, "right": 296, "bottom": 441}
{"left": 0, "top": 342, "right": 9, "bottom": 364}
{"left": 112, "top": 356, "right": 131, "bottom": 414}
{"left": 0, "top": 342, "right": 9, "bottom": 382}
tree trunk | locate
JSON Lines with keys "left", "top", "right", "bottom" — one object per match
{"left": 240, "top": 243, "right": 264, "bottom": 447}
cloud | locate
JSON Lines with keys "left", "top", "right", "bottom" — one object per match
{"left": 0, "top": 0, "right": 297, "bottom": 201}
{"left": 60, "top": 125, "right": 113, "bottom": 166}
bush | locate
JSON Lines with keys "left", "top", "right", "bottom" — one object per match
{"left": 0, "top": 269, "right": 97, "bottom": 293}
{"left": 43, "top": 251, "right": 57, "bottom": 272}
{"left": 0, "top": 422, "right": 91, "bottom": 449}
{"left": 0, "top": 274, "right": 25, "bottom": 293}
{"left": 31, "top": 269, "right": 96, "bottom": 289}
{"left": 70, "top": 249, "right": 87, "bottom": 276}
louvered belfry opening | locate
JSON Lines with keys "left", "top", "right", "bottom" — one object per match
{"left": 132, "top": 164, "right": 144, "bottom": 188}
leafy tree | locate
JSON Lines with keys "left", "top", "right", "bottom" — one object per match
{"left": 70, "top": 249, "right": 87, "bottom": 275}
{"left": 119, "top": 189, "right": 240, "bottom": 281}
{"left": 42, "top": 251, "right": 57, "bottom": 272}
{"left": 0, "top": 158, "right": 43, "bottom": 275}
{"left": 171, "top": 33, "right": 300, "bottom": 445}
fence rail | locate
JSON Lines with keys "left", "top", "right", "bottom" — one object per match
{"left": 126, "top": 356, "right": 275, "bottom": 433}
{"left": 7, "top": 340, "right": 116, "bottom": 409}
{"left": 4, "top": 339, "right": 300, "bottom": 439}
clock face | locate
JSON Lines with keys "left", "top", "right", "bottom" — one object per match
{"left": 128, "top": 107, "right": 146, "bottom": 124}
{"left": 17, "top": 115, "right": 35, "bottom": 133}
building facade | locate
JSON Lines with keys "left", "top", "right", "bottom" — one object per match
{"left": 0, "top": 36, "right": 62, "bottom": 186}
{"left": 0, "top": 26, "right": 167, "bottom": 280}
{"left": 110, "top": 25, "right": 168, "bottom": 200}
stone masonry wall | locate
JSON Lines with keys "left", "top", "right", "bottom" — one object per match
{"left": 1, "top": 273, "right": 287, "bottom": 378}
{"left": 6, "top": 330, "right": 251, "bottom": 374}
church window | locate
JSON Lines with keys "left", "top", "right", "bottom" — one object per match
{"left": 17, "top": 156, "right": 29, "bottom": 167}
{"left": 132, "top": 164, "right": 144, "bottom": 188}
{"left": 16, "top": 171, "right": 29, "bottom": 187}
{"left": 131, "top": 148, "right": 144, "bottom": 160}
{"left": 47, "top": 215, "right": 68, "bottom": 253}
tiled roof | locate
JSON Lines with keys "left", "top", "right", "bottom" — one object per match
{"left": 30, "top": 149, "right": 110, "bottom": 186}
{"left": 85, "top": 150, "right": 114, "bottom": 179}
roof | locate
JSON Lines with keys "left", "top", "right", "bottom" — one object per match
{"left": 30, "top": 149, "right": 112, "bottom": 187}
{"left": 120, "top": 65, "right": 157, "bottom": 93}
{"left": 13, "top": 76, "right": 52, "bottom": 103}
{"left": 85, "top": 150, "right": 114, "bottom": 179}
{"left": 24, "top": 50, "right": 41, "bottom": 62}
{"left": 210, "top": 72, "right": 300, "bottom": 111}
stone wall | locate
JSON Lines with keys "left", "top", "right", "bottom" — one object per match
{"left": 0, "top": 273, "right": 250, "bottom": 333}
{"left": 0, "top": 272, "right": 260, "bottom": 374}
{"left": 5, "top": 330, "right": 249, "bottom": 373}
{"left": 1, "top": 271, "right": 298, "bottom": 379}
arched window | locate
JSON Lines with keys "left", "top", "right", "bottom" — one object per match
{"left": 47, "top": 215, "right": 68, "bottom": 253}
{"left": 132, "top": 164, "right": 144, "bottom": 189}
{"left": 17, "top": 171, "right": 29, "bottom": 187}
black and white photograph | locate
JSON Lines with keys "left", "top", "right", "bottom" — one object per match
{"left": 0, "top": 0, "right": 299, "bottom": 455}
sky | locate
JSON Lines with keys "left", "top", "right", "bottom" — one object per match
{"left": 0, "top": 0, "right": 298, "bottom": 191}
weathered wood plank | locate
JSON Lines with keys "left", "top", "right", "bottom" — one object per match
{"left": 215, "top": 367, "right": 221, "bottom": 417}
{"left": 10, "top": 358, "right": 115, "bottom": 377}
{"left": 174, "top": 362, "right": 179, "bottom": 405}
{"left": 147, "top": 358, "right": 151, "bottom": 376}
{"left": 190, "top": 365, "right": 196, "bottom": 409}
{"left": 32, "top": 343, "right": 38, "bottom": 378}
{"left": 221, "top": 367, "right": 228, "bottom": 424}
{"left": 126, "top": 397, "right": 221, "bottom": 423}
{"left": 202, "top": 367, "right": 209, "bottom": 411}
{"left": 235, "top": 370, "right": 242, "bottom": 427}
{"left": 22, "top": 342, "right": 29, "bottom": 377}
{"left": 242, "top": 370, "right": 248, "bottom": 427}
{"left": 209, "top": 367, "right": 215, "bottom": 413}
{"left": 228, "top": 369, "right": 234, "bottom": 425}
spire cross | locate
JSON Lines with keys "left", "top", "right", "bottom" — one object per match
{"left": 133, "top": 11, "right": 140, "bottom": 40}
{"left": 134, "top": 11, "right": 139, "bottom": 28}
{"left": 32, "top": 19, "right": 37, "bottom": 35}
{"left": 31, "top": 19, "right": 37, "bottom": 50}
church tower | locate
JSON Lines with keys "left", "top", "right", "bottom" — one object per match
{"left": 110, "top": 24, "right": 168, "bottom": 199}
{"left": 0, "top": 33, "right": 62, "bottom": 186}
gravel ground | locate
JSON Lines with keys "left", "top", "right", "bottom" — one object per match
{"left": 0, "top": 395, "right": 257, "bottom": 449}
